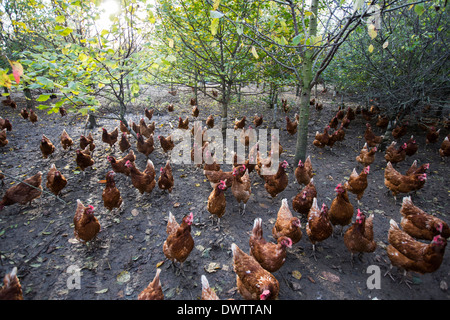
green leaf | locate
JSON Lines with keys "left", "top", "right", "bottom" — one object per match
{"left": 292, "top": 34, "right": 302, "bottom": 46}
{"left": 36, "top": 94, "right": 51, "bottom": 102}
{"left": 210, "top": 18, "right": 219, "bottom": 35}
{"left": 59, "top": 27, "right": 73, "bottom": 36}
{"left": 55, "top": 15, "right": 65, "bottom": 23}
{"left": 414, "top": 4, "right": 425, "bottom": 16}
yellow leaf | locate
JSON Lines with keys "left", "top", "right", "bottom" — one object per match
{"left": 213, "top": 0, "right": 221, "bottom": 10}
{"left": 382, "top": 40, "right": 389, "bottom": 49}
{"left": 368, "top": 24, "right": 377, "bottom": 39}
{"left": 292, "top": 270, "right": 302, "bottom": 280}
{"left": 156, "top": 261, "right": 165, "bottom": 268}
{"left": 195, "top": 183, "right": 200, "bottom": 187}
{"left": 368, "top": 44, "right": 374, "bottom": 53}
{"left": 168, "top": 38, "right": 174, "bottom": 48}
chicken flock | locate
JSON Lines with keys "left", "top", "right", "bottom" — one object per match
{"left": 0, "top": 94, "right": 449, "bottom": 300}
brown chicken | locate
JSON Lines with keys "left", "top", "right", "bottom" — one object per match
{"left": 73, "top": 199, "right": 100, "bottom": 243}
{"left": 253, "top": 114, "right": 263, "bottom": 127}
{"left": 329, "top": 183, "right": 354, "bottom": 234}
{"left": 158, "top": 160, "right": 174, "bottom": 193}
{"left": 356, "top": 143, "right": 377, "bottom": 167}
{"left": 138, "top": 268, "right": 163, "bottom": 300}
{"left": 281, "top": 98, "right": 288, "bottom": 113}
{"left": 0, "top": 129, "right": 8, "bottom": 147}
{"left": 234, "top": 116, "right": 246, "bottom": 130}
{"left": 139, "top": 118, "right": 153, "bottom": 138}
{"left": 343, "top": 210, "right": 376, "bottom": 265}
{"left": 136, "top": 133, "right": 154, "bottom": 158}
{"left": 20, "top": 108, "right": 29, "bottom": 119}
{"left": 126, "top": 160, "right": 156, "bottom": 194}
{"left": 426, "top": 126, "right": 440, "bottom": 145}
{"left": 167, "top": 104, "right": 174, "bottom": 112}
{"left": 376, "top": 115, "right": 389, "bottom": 128}
{"left": 46, "top": 164, "right": 67, "bottom": 196}
{"left": 80, "top": 133, "right": 95, "bottom": 152}
{"left": 249, "top": 217, "right": 292, "bottom": 272}
{"left": 0, "top": 117, "right": 12, "bottom": 131}
{"left": 131, "top": 121, "right": 140, "bottom": 134}
{"left": 158, "top": 134, "right": 174, "bottom": 153}
{"left": 107, "top": 149, "right": 136, "bottom": 176}
{"left": 306, "top": 198, "right": 333, "bottom": 259}
{"left": 231, "top": 243, "right": 279, "bottom": 300}
{"left": 59, "top": 106, "right": 67, "bottom": 117}
{"left": 384, "top": 162, "right": 427, "bottom": 198}
{"left": 163, "top": 212, "right": 194, "bottom": 269}
{"left": 292, "top": 178, "right": 317, "bottom": 216}
{"left": 205, "top": 115, "right": 215, "bottom": 128}
{"left": 102, "top": 171, "right": 123, "bottom": 211}
{"left": 40, "top": 134, "right": 56, "bottom": 158}
{"left": 364, "top": 123, "right": 383, "bottom": 147}
{"left": 29, "top": 109, "right": 38, "bottom": 123}
{"left": 344, "top": 166, "right": 370, "bottom": 202}
{"left": 294, "top": 155, "right": 313, "bottom": 185}
{"left": 207, "top": 180, "right": 227, "bottom": 225}
{"left": 201, "top": 275, "right": 219, "bottom": 300}
{"left": 439, "top": 135, "right": 450, "bottom": 158}
{"left": 345, "top": 107, "right": 355, "bottom": 121}
{"left": 313, "top": 126, "right": 331, "bottom": 148}
{"left": 386, "top": 219, "right": 447, "bottom": 287}
{"left": 0, "top": 267, "right": 23, "bottom": 300}
{"left": 328, "top": 115, "right": 339, "bottom": 129}
{"left": 392, "top": 122, "right": 408, "bottom": 140}
{"left": 405, "top": 160, "right": 429, "bottom": 176}
{"left": 144, "top": 107, "right": 154, "bottom": 121}
{"left": 120, "top": 119, "right": 130, "bottom": 134}
{"left": 2, "top": 96, "right": 16, "bottom": 108}
{"left": 384, "top": 141, "right": 407, "bottom": 164}
{"left": 101, "top": 127, "right": 119, "bottom": 148}
{"left": 400, "top": 196, "right": 450, "bottom": 240}
{"left": 272, "top": 198, "right": 302, "bottom": 244}
{"left": 178, "top": 116, "right": 189, "bottom": 130}
{"left": 285, "top": 115, "right": 298, "bottom": 135}
{"left": 118, "top": 133, "right": 131, "bottom": 153}
{"left": 75, "top": 146, "right": 94, "bottom": 172}
{"left": 0, "top": 172, "right": 42, "bottom": 210}
{"left": 231, "top": 167, "right": 251, "bottom": 214}
{"left": 263, "top": 160, "right": 289, "bottom": 198}
{"left": 402, "top": 136, "right": 417, "bottom": 157}
{"left": 192, "top": 105, "right": 199, "bottom": 118}
{"left": 60, "top": 129, "right": 73, "bottom": 150}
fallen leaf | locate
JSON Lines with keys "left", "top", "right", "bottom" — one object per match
{"left": 173, "top": 202, "right": 180, "bottom": 208}
{"left": 320, "top": 271, "right": 340, "bottom": 283}
{"left": 98, "top": 180, "right": 106, "bottom": 184}
{"left": 116, "top": 271, "right": 131, "bottom": 284}
{"left": 205, "top": 262, "right": 220, "bottom": 273}
{"left": 96, "top": 288, "right": 108, "bottom": 294}
{"left": 156, "top": 260, "right": 165, "bottom": 268}
{"left": 292, "top": 270, "right": 302, "bottom": 280}
{"left": 131, "top": 209, "right": 139, "bottom": 216}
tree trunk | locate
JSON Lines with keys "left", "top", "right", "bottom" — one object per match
{"left": 294, "top": 0, "right": 318, "bottom": 165}
{"left": 23, "top": 83, "right": 33, "bottom": 108}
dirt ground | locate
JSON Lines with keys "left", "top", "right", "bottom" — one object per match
{"left": 0, "top": 84, "right": 449, "bottom": 301}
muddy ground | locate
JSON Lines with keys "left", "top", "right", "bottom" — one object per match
{"left": 0, "top": 85, "right": 449, "bottom": 301}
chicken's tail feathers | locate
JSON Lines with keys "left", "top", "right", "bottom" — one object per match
{"left": 281, "top": 198, "right": 288, "bottom": 208}
{"left": 312, "top": 197, "right": 318, "bottom": 210}
{"left": 389, "top": 219, "right": 399, "bottom": 230}
{"left": 154, "top": 268, "right": 162, "bottom": 285}
{"left": 201, "top": 275, "right": 210, "bottom": 290}
{"left": 252, "top": 217, "right": 263, "bottom": 239}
